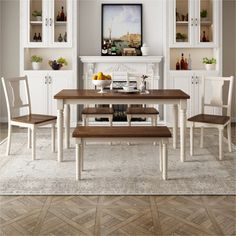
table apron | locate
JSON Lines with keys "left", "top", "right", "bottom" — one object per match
{"left": 63, "top": 98, "right": 183, "bottom": 106}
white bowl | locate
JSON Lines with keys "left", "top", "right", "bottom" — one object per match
{"left": 122, "top": 85, "right": 136, "bottom": 92}
{"left": 92, "top": 80, "right": 111, "bottom": 93}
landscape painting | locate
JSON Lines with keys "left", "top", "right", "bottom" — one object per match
{"left": 101, "top": 4, "right": 142, "bottom": 56}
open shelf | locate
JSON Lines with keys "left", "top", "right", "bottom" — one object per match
{"left": 30, "top": 21, "right": 43, "bottom": 25}
{"left": 55, "top": 21, "right": 67, "bottom": 25}
{"left": 176, "top": 21, "right": 189, "bottom": 25}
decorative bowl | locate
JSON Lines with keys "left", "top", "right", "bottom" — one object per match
{"left": 92, "top": 80, "right": 112, "bottom": 93}
{"left": 122, "top": 85, "right": 136, "bottom": 92}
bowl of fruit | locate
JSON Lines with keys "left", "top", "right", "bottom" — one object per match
{"left": 92, "top": 72, "right": 112, "bottom": 93}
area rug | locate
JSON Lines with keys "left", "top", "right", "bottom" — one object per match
{"left": 0, "top": 129, "right": 235, "bottom": 195}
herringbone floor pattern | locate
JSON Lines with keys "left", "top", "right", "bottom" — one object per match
{"left": 0, "top": 195, "right": 235, "bottom": 236}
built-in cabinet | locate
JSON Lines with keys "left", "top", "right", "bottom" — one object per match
{"left": 169, "top": 0, "right": 219, "bottom": 47}
{"left": 22, "top": 0, "right": 72, "bottom": 48}
{"left": 165, "top": 0, "right": 222, "bottom": 125}
{"left": 20, "top": 0, "right": 77, "bottom": 125}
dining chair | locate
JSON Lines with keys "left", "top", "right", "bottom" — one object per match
{"left": 1, "top": 76, "right": 57, "bottom": 160}
{"left": 188, "top": 76, "right": 234, "bottom": 160}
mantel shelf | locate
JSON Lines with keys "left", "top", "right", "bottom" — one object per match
{"left": 80, "top": 56, "right": 163, "bottom": 64}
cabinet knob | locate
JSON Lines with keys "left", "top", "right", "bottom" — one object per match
{"left": 49, "top": 18, "right": 52, "bottom": 26}
{"left": 45, "top": 76, "right": 47, "bottom": 84}
{"left": 191, "top": 18, "right": 194, "bottom": 26}
{"left": 45, "top": 18, "right": 48, "bottom": 26}
{"left": 195, "top": 18, "right": 198, "bottom": 26}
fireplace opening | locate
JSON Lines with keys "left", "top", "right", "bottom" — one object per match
{"left": 95, "top": 80, "right": 146, "bottom": 122}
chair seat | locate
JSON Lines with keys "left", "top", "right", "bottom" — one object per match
{"left": 12, "top": 114, "right": 57, "bottom": 124}
{"left": 188, "top": 114, "right": 230, "bottom": 125}
{"left": 82, "top": 107, "right": 114, "bottom": 115}
{"left": 126, "top": 107, "right": 159, "bottom": 115}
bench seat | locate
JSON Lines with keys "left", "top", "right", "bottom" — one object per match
{"left": 73, "top": 126, "right": 171, "bottom": 181}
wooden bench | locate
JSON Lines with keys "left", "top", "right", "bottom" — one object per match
{"left": 72, "top": 126, "right": 172, "bottom": 181}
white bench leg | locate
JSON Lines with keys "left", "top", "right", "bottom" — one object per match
{"left": 76, "top": 140, "right": 82, "bottom": 180}
{"left": 65, "top": 104, "right": 70, "bottom": 149}
{"left": 190, "top": 122, "right": 194, "bottom": 156}
{"left": 162, "top": 142, "right": 168, "bottom": 180}
{"left": 28, "top": 128, "right": 31, "bottom": 149}
{"left": 51, "top": 123, "right": 55, "bottom": 153}
{"left": 172, "top": 104, "right": 178, "bottom": 149}
{"left": 159, "top": 141, "right": 162, "bottom": 172}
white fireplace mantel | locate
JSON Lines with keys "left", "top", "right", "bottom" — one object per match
{"left": 80, "top": 56, "right": 162, "bottom": 64}
{"left": 79, "top": 56, "right": 163, "bottom": 90}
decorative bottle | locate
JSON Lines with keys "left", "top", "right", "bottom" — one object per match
{"left": 176, "top": 59, "right": 180, "bottom": 70}
{"left": 202, "top": 31, "right": 207, "bottom": 42}
{"left": 58, "top": 33, "right": 63, "bottom": 42}
{"left": 180, "top": 53, "right": 185, "bottom": 70}
{"left": 60, "top": 6, "right": 65, "bottom": 21}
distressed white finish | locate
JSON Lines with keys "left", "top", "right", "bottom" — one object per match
{"left": 1, "top": 76, "right": 56, "bottom": 159}
{"left": 75, "top": 137, "right": 169, "bottom": 181}
{"left": 189, "top": 76, "right": 234, "bottom": 160}
{"left": 56, "top": 95, "right": 188, "bottom": 163}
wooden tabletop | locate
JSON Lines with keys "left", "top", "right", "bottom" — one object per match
{"left": 72, "top": 126, "right": 172, "bottom": 138}
{"left": 54, "top": 89, "right": 190, "bottom": 100}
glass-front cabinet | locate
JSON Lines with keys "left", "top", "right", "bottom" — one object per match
{"left": 24, "top": 0, "right": 72, "bottom": 47}
{"left": 170, "top": 0, "right": 219, "bottom": 47}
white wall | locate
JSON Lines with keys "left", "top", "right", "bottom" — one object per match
{"left": 222, "top": 0, "right": 236, "bottom": 120}
{"left": 78, "top": 0, "right": 164, "bottom": 56}
{"left": 0, "top": 0, "right": 20, "bottom": 122}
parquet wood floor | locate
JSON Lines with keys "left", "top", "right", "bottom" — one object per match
{"left": 0, "top": 195, "right": 235, "bottom": 236}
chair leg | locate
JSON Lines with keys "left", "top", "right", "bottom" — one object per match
{"left": 51, "top": 123, "right": 55, "bottom": 153}
{"left": 82, "top": 140, "right": 84, "bottom": 171}
{"left": 227, "top": 123, "right": 232, "bottom": 152}
{"left": 200, "top": 127, "right": 204, "bottom": 148}
{"left": 219, "top": 128, "right": 223, "bottom": 160}
{"left": 127, "top": 115, "right": 131, "bottom": 145}
{"left": 152, "top": 116, "right": 157, "bottom": 146}
{"left": 83, "top": 117, "right": 87, "bottom": 126}
{"left": 6, "top": 123, "right": 12, "bottom": 156}
{"left": 28, "top": 128, "right": 31, "bottom": 149}
{"left": 31, "top": 126, "right": 36, "bottom": 160}
{"left": 190, "top": 123, "right": 194, "bottom": 156}
{"left": 159, "top": 141, "right": 162, "bottom": 172}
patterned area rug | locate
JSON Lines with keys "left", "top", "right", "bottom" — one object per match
{"left": 0, "top": 129, "right": 235, "bottom": 195}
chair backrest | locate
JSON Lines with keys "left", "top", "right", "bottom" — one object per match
{"left": 1, "top": 76, "right": 31, "bottom": 120}
{"left": 201, "top": 76, "right": 234, "bottom": 116}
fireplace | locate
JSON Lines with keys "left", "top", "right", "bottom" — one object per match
{"left": 79, "top": 56, "right": 163, "bottom": 124}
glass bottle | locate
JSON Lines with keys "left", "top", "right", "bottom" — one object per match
{"left": 111, "top": 42, "right": 117, "bottom": 55}
{"left": 176, "top": 59, "right": 180, "bottom": 70}
{"left": 38, "top": 33, "right": 42, "bottom": 42}
{"left": 58, "top": 33, "right": 63, "bottom": 42}
{"left": 202, "top": 31, "right": 207, "bottom": 42}
{"left": 60, "top": 6, "right": 65, "bottom": 21}
{"left": 33, "top": 33, "right": 37, "bottom": 42}
{"left": 63, "top": 32, "right": 67, "bottom": 42}
{"left": 180, "top": 53, "right": 185, "bottom": 70}
{"left": 101, "top": 40, "right": 108, "bottom": 55}
{"left": 184, "top": 58, "right": 188, "bottom": 70}
{"left": 56, "top": 12, "right": 61, "bottom": 21}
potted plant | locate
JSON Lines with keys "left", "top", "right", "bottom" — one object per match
{"left": 31, "top": 55, "right": 43, "bottom": 70}
{"left": 32, "top": 10, "right": 42, "bottom": 21}
{"left": 203, "top": 57, "right": 216, "bottom": 70}
{"left": 49, "top": 57, "right": 68, "bottom": 70}
{"left": 200, "top": 9, "right": 208, "bottom": 21}
{"left": 176, "top": 33, "right": 187, "bottom": 42}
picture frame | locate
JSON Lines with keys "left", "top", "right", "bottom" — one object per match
{"left": 101, "top": 4, "right": 143, "bottom": 56}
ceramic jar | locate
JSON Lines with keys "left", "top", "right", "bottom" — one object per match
{"left": 141, "top": 43, "right": 149, "bottom": 56}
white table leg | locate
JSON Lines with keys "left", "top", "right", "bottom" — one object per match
{"left": 219, "top": 128, "right": 223, "bottom": 160}
{"left": 65, "top": 104, "right": 70, "bottom": 149}
{"left": 180, "top": 100, "right": 187, "bottom": 162}
{"left": 190, "top": 122, "right": 194, "bottom": 156}
{"left": 51, "top": 123, "right": 55, "bottom": 153}
{"left": 76, "top": 143, "right": 79, "bottom": 180}
{"left": 172, "top": 104, "right": 178, "bottom": 149}
{"left": 200, "top": 127, "right": 204, "bottom": 148}
{"left": 162, "top": 142, "right": 167, "bottom": 180}
{"left": 57, "top": 100, "right": 64, "bottom": 162}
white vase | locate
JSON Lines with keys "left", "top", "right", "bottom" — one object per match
{"left": 205, "top": 64, "right": 215, "bottom": 71}
{"left": 32, "top": 62, "right": 41, "bottom": 70}
{"left": 141, "top": 43, "right": 149, "bottom": 56}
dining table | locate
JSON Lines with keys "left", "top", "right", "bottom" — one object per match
{"left": 54, "top": 89, "right": 190, "bottom": 162}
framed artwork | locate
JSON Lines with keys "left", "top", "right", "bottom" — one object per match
{"left": 101, "top": 4, "right": 142, "bottom": 56}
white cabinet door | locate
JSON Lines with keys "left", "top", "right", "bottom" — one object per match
{"left": 191, "top": 75, "right": 201, "bottom": 116}
{"left": 48, "top": 71, "right": 73, "bottom": 116}
{"left": 173, "top": 75, "right": 192, "bottom": 118}
{"left": 49, "top": 0, "right": 73, "bottom": 47}
{"left": 194, "top": 0, "right": 219, "bottom": 47}
{"left": 27, "top": 73, "right": 48, "bottom": 115}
